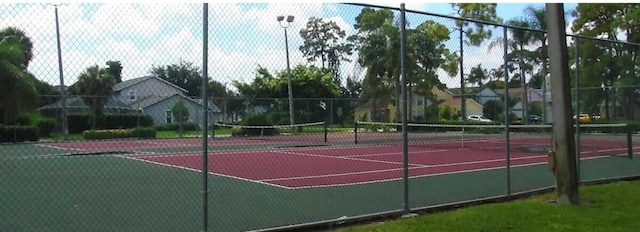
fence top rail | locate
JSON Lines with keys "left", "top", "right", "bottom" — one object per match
{"left": 343, "top": 3, "right": 640, "bottom": 47}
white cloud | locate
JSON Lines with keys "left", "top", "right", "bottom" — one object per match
{"left": 90, "top": 3, "right": 160, "bottom": 36}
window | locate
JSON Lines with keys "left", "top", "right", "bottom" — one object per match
{"left": 166, "top": 110, "right": 172, "bottom": 124}
{"left": 128, "top": 90, "right": 137, "bottom": 101}
{"left": 416, "top": 99, "right": 423, "bottom": 106}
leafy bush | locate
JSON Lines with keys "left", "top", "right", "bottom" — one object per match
{"left": 13, "top": 111, "right": 56, "bottom": 137}
{"left": 236, "top": 113, "right": 279, "bottom": 136}
{"left": 131, "top": 127, "right": 157, "bottom": 138}
{"left": 68, "top": 113, "right": 153, "bottom": 133}
{"left": 35, "top": 117, "right": 56, "bottom": 137}
{"left": 439, "top": 105, "right": 455, "bottom": 121}
{"left": 0, "top": 125, "right": 39, "bottom": 142}
{"left": 83, "top": 127, "right": 156, "bottom": 140}
{"left": 171, "top": 101, "right": 189, "bottom": 123}
{"left": 154, "top": 123, "right": 200, "bottom": 131}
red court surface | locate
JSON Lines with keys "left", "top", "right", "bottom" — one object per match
{"left": 132, "top": 139, "right": 635, "bottom": 189}
{"left": 43, "top": 135, "right": 349, "bottom": 151}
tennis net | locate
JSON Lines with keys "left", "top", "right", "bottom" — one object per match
{"left": 213, "top": 121, "right": 328, "bottom": 145}
{"left": 354, "top": 121, "right": 633, "bottom": 156}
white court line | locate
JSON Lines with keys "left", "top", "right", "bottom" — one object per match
{"left": 287, "top": 153, "right": 634, "bottom": 190}
{"left": 113, "top": 144, "right": 637, "bottom": 190}
{"left": 260, "top": 152, "right": 547, "bottom": 182}
{"left": 275, "top": 150, "right": 430, "bottom": 168}
{"left": 35, "top": 143, "right": 90, "bottom": 152}
{"left": 116, "top": 154, "right": 293, "bottom": 190}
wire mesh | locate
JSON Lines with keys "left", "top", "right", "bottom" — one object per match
{"left": 1, "top": 2, "right": 640, "bottom": 231}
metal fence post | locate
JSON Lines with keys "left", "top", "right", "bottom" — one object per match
{"left": 503, "top": 26, "right": 511, "bottom": 196}
{"left": 201, "top": 3, "right": 209, "bottom": 232}
{"left": 574, "top": 37, "right": 581, "bottom": 182}
{"left": 399, "top": 3, "right": 411, "bottom": 215}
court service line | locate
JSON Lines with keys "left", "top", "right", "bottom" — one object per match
{"left": 260, "top": 166, "right": 422, "bottom": 182}
{"left": 35, "top": 143, "right": 90, "bottom": 152}
{"left": 116, "top": 154, "right": 294, "bottom": 190}
{"left": 287, "top": 153, "right": 633, "bottom": 190}
{"left": 260, "top": 152, "right": 547, "bottom": 182}
{"left": 275, "top": 150, "right": 430, "bottom": 168}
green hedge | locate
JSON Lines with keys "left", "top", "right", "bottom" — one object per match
{"left": 68, "top": 114, "right": 153, "bottom": 133}
{"left": 154, "top": 123, "right": 200, "bottom": 131}
{"left": 14, "top": 112, "right": 56, "bottom": 137}
{"left": 83, "top": 127, "right": 156, "bottom": 140}
{"left": 34, "top": 117, "right": 56, "bottom": 137}
{"left": 0, "top": 125, "right": 39, "bottom": 142}
{"left": 233, "top": 113, "right": 279, "bottom": 136}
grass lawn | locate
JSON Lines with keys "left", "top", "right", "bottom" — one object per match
{"left": 338, "top": 180, "right": 640, "bottom": 232}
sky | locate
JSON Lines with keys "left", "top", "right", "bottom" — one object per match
{"left": 0, "top": 2, "right": 580, "bottom": 91}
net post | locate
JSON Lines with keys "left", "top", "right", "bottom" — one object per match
{"left": 461, "top": 125, "right": 465, "bottom": 148}
{"left": 627, "top": 124, "right": 633, "bottom": 159}
{"left": 211, "top": 123, "right": 215, "bottom": 139}
{"left": 354, "top": 121, "right": 359, "bottom": 144}
{"left": 324, "top": 121, "right": 328, "bottom": 143}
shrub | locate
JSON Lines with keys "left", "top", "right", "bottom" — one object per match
{"left": 0, "top": 125, "right": 39, "bottom": 142}
{"left": 131, "top": 127, "right": 157, "bottom": 138}
{"left": 154, "top": 123, "right": 200, "bottom": 131}
{"left": 237, "top": 113, "right": 279, "bottom": 136}
{"left": 68, "top": 113, "right": 153, "bottom": 133}
{"left": 83, "top": 127, "right": 156, "bottom": 140}
{"left": 34, "top": 117, "right": 56, "bottom": 137}
{"left": 13, "top": 111, "right": 56, "bottom": 137}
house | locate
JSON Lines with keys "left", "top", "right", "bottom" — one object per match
{"left": 493, "top": 87, "right": 548, "bottom": 119}
{"left": 475, "top": 86, "right": 501, "bottom": 105}
{"left": 411, "top": 86, "right": 484, "bottom": 120}
{"left": 38, "top": 96, "right": 136, "bottom": 129}
{"left": 114, "top": 75, "right": 220, "bottom": 128}
{"left": 39, "top": 75, "right": 220, "bottom": 130}
{"left": 354, "top": 99, "right": 397, "bottom": 122}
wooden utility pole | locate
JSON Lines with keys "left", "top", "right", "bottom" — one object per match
{"left": 546, "top": 3, "right": 580, "bottom": 204}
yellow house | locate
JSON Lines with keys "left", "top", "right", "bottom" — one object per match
{"left": 412, "top": 86, "right": 484, "bottom": 120}
{"left": 356, "top": 86, "right": 484, "bottom": 122}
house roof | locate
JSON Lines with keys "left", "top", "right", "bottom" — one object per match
{"left": 193, "top": 98, "right": 221, "bottom": 112}
{"left": 439, "top": 98, "right": 483, "bottom": 109}
{"left": 38, "top": 96, "right": 132, "bottom": 110}
{"left": 113, "top": 75, "right": 188, "bottom": 93}
{"left": 448, "top": 87, "right": 482, "bottom": 96}
{"left": 131, "top": 94, "right": 221, "bottom": 112}
{"left": 494, "top": 87, "right": 524, "bottom": 98}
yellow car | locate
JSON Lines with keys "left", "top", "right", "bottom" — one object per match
{"left": 573, "top": 114, "right": 590, "bottom": 123}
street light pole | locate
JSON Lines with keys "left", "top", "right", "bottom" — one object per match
{"left": 51, "top": 3, "right": 68, "bottom": 140}
{"left": 278, "top": 15, "right": 295, "bottom": 133}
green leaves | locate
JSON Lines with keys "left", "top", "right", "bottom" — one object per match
{"left": 0, "top": 28, "right": 37, "bottom": 124}
{"left": 452, "top": 3, "right": 502, "bottom": 46}
{"left": 0, "top": 27, "right": 33, "bottom": 68}
{"left": 150, "top": 60, "right": 202, "bottom": 97}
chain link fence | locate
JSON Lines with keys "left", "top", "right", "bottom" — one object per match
{"left": 1, "top": 2, "right": 639, "bottom": 231}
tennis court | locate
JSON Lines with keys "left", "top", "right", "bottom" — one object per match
{"left": 2, "top": 122, "right": 639, "bottom": 231}
{"left": 37, "top": 122, "right": 638, "bottom": 189}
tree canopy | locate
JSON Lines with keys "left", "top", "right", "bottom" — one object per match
{"left": 150, "top": 60, "right": 203, "bottom": 97}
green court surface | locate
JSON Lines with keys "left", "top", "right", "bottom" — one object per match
{"left": 0, "top": 141, "right": 638, "bottom": 231}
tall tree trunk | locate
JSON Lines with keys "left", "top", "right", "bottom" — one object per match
{"left": 519, "top": 48, "right": 528, "bottom": 123}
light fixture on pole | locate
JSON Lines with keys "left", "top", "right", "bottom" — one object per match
{"left": 277, "top": 15, "right": 295, "bottom": 134}
{"left": 50, "top": 3, "right": 68, "bottom": 140}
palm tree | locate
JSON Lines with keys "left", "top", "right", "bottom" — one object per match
{"left": 0, "top": 35, "right": 37, "bottom": 124}
{"left": 488, "top": 18, "right": 535, "bottom": 122}
{"left": 523, "top": 6, "right": 548, "bottom": 122}
{"left": 466, "top": 64, "right": 489, "bottom": 87}
{"left": 71, "top": 65, "right": 116, "bottom": 128}
{"left": 0, "top": 27, "right": 34, "bottom": 68}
